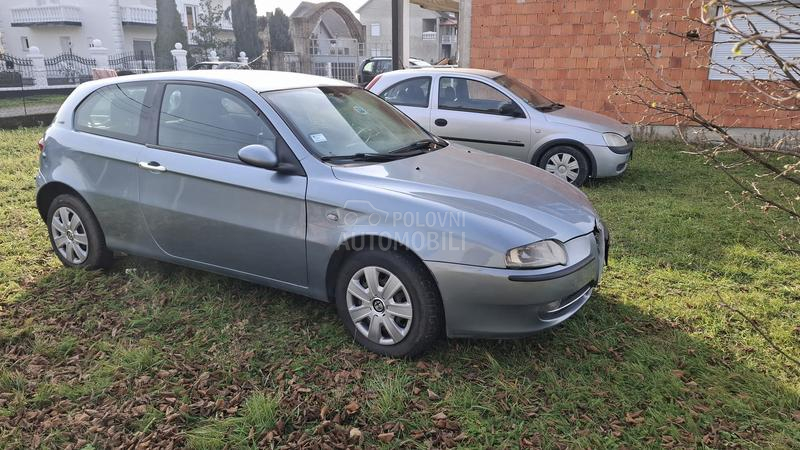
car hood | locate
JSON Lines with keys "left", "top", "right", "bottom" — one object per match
{"left": 331, "top": 145, "right": 598, "bottom": 242}
{"left": 544, "top": 105, "right": 630, "bottom": 135}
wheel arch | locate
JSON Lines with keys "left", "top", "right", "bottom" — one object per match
{"left": 532, "top": 139, "right": 597, "bottom": 178}
{"left": 324, "top": 234, "right": 443, "bottom": 305}
{"left": 36, "top": 182, "right": 86, "bottom": 221}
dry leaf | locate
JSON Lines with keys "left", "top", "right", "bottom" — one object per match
{"left": 344, "top": 401, "right": 360, "bottom": 415}
{"left": 377, "top": 432, "right": 395, "bottom": 443}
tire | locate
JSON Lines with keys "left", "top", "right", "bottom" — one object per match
{"left": 46, "top": 194, "right": 113, "bottom": 270}
{"left": 539, "top": 145, "right": 590, "bottom": 186}
{"left": 334, "top": 248, "right": 443, "bottom": 358}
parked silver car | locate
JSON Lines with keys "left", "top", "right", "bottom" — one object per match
{"left": 368, "top": 68, "right": 634, "bottom": 186}
{"left": 36, "top": 71, "right": 608, "bottom": 357}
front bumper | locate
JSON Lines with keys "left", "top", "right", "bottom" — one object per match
{"left": 426, "top": 231, "right": 605, "bottom": 338}
{"left": 589, "top": 142, "right": 633, "bottom": 178}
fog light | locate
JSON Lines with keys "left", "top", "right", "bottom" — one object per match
{"left": 544, "top": 300, "right": 561, "bottom": 312}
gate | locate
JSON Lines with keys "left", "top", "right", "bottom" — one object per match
{"left": 44, "top": 52, "right": 96, "bottom": 85}
{"left": 110, "top": 51, "right": 156, "bottom": 74}
{"left": 309, "top": 38, "right": 363, "bottom": 83}
{"left": 0, "top": 53, "right": 35, "bottom": 87}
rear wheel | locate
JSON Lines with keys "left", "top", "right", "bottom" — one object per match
{"left": 335, "top": 249, "right": 443, "bottom": 357}
{"left": 539, "top": 146, "right": 590, "bottom": 186}
{"left": 46, "top": 194, "right": 112, "bottom": 270}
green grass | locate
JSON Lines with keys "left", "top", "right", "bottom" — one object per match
{"left": 0, "top": 128, "right": 798, "bottom": 448}
{"left": 0, "top": 94, "right": 68, "bottom": 110}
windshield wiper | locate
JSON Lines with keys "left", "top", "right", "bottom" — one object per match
{"left": 537, "top": 102, "right": 565, "bottom": 112}
{"left": 389, "top": 139, "right": 439, "bottom": 155}
{"left": 320, "top": 140, "right": 442, "bottom": 163}
{"left": 320, "top": 153, "right": 405, "bottom": 163}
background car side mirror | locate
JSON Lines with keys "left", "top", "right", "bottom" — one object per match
{"left": 238, "top": 144, "right": 278, "bottom": 170}
{"left": 499, "top": 102, "right": 524, "bottom": 118}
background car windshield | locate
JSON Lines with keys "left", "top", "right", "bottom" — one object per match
{"left": 264, "top": 87, "right": 432, "bottom": 158}
{"left": 494, "top": 75, "right": 554, "bottom": 108}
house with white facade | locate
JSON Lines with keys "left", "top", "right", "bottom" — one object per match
{"left": 357, "top": 0, "right": 457, "bottom": 63}
{"left": 0, "top": 0, "right": 233, "bottom": 59}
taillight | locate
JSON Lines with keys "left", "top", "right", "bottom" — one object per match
{"left": 365, "top": 74, "right": 382, "bottom": 91}
{"left": 38, "top": 137, "right": 45, "bottom": 152}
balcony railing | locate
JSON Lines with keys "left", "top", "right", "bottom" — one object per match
{"left": 441, "top": 35, "right": 457, "bottom": 45}
{"left": 220, "top": 17, "right": 233, "bottom": 31}
{"left": 121, "top": 6, "right": 157, "bottom": 25}
{"left": 10, "top": 5, "right": 81, "bottom": 26}
{"left": 422, "top": 31, "right": 438, "bottom": 41}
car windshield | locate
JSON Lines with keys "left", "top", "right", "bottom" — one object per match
{"left": 493, "top": 75, "right": 556, "bottom": 109}
{"left": 263, "top": 86, "right": 443, "bottom": 161}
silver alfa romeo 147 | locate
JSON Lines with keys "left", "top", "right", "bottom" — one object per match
{"left": 36, "top": 70, "right": 609, "bottom": 357}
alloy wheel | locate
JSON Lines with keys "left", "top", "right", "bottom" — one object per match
{"left": 51, "top": 206, "right": 89, "bottom": 264}
{"left": 545, "top": 153, "right": 581, "bottom": 183}
{"left": 346, "top": 266, "right": 413, "bottom": 346}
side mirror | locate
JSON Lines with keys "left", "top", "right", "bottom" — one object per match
{"left": 499, "top": 102, "right": 524, "bottom": 118}
{"left": 238, "top": 144, "right": 278, "bottom": 170}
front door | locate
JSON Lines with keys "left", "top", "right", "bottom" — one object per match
{"left": 432, "top": 76, "right": 531, "bottom": 161}
{"left": 137, "top": 82, "right": 308, "bottom": 286}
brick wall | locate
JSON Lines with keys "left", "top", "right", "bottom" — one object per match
{"left": 469, "top": 0, "right": 794, "bottom": 130}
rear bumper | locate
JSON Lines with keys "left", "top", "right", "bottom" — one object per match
{"left": 426, "top": 232, "right": 604, "bottom": 338}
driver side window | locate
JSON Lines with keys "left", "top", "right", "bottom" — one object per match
{"left": 158, "top": 84, "right": 277, "bottom": 160}
{"left": 438, "top": 77, "right": 517, "bottom": 115}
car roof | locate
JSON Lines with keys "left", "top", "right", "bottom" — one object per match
{"left": 85, "top": 70, "right": 352, "bottom": 92}
{"left": 380, "top": 67, "right": 503, "bottom": 79}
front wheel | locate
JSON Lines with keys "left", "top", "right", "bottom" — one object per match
{"left": 46, "top": 194, "right": 112, "bottom": 270}
{"left": 335, "top": 249, "right": 443, "bottom": 357}
{"left": 539, "top": 146, "right": 590, "bottom": 186}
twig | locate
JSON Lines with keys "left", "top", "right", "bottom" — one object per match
{"left": 716, "top": 292, "right": 800, "bottom": 373}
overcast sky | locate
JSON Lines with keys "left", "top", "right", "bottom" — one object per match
{"left": 255, "top": 0, "right": 369, "bottom": 16}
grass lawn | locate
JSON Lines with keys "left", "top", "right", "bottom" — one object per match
{"left": 0, "top": 94, "right": 69, "bottom": 111}
{"left": 0, "top": 127, "right": 798, "bottom": 448}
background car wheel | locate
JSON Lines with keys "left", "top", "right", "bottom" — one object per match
{"left": 539, "top": 146, "right": 590, "bottom": 186}
{"left": 335, "top": 249, "right": 443, "bottom": 357}
{"left": 46, "top": 194, "right": 112, "bottom": 270}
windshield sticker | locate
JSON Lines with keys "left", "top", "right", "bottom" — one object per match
{"left": 310, "top": 133, "right": 328, "bottom": 143}
{"left": 353, "top": 105, "right": 368, "bottom": 115}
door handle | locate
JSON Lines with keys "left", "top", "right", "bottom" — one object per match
{"left": 138, "top": 161, "right": 166, "bottom": 172}
{"left": 434, "top": 118, "right": 448, "bottom": 127}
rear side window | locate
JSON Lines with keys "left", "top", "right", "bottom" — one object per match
{"left": 157, "top": 83, "right": 277, "bottom": 160}
{"left": 74, "top": 83, "right": 152, "bottom": 142}
{"left": 380, "top": 77, "right": 431, "bottom": 108}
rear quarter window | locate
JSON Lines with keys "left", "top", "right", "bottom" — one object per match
{"left": 74, "top": 82, "right": 153, "bottom": 143}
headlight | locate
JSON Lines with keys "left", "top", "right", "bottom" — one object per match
{"left": 506, "top": 240, "right": 567, "bottom": 269}
{"left": 603, "top": 132, "right": 628, "bottom": 148}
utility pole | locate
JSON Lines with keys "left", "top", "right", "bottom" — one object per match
{"left": 391, "top": 0, "right": 409, "bottom": 70}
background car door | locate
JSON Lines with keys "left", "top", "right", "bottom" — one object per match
{"left": 432, "top": 76, "right": 531, "bottom": 161}
{"left": 137, "top": 82, "right": 308, "bottom": 286}
{"left": 378, "top": 76, "right": 432, "bottom": 128}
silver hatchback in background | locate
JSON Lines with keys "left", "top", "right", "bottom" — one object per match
{"left": 368, "top": 68, "right": 634, "bottom": 186}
